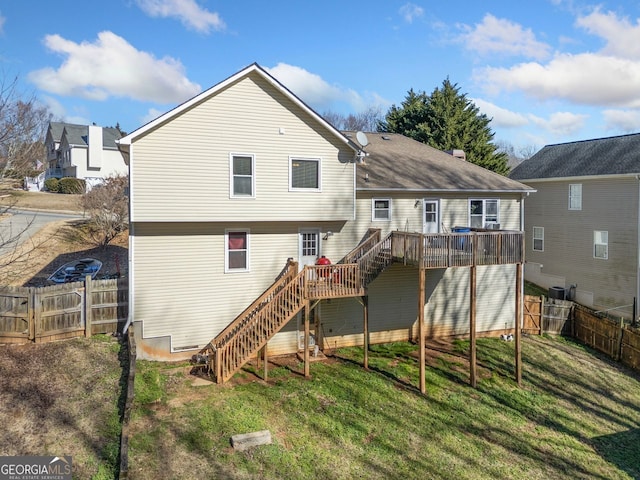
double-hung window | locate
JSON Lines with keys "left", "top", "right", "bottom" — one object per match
{"left": 225, "top": 230, "right": 250, "bottom": 272}
{"left": 230, "top": 154, "right": 255, "bottom": 198}
{"left": 290, "top": 157, "right": 321, "bottom": 191}
{"left": 469, "top": 199, "right": 499, "bottom": 228}
{"left": 594, "top": 230, "right": 608, "bottom": 259}
{"left": 569, "top": 184, "right": 582, "bottom": 210}
{"left": 372, "top": 198, "right": 391, "bottom": 221}
{"left": 533, "top": 226, "right": 544, "bottom": 252}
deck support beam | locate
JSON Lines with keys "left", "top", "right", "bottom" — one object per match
{"left": 515, "top": 262, "right": 523, "bottom": 386}
{"left": 418, "top": 267, "right": 426, "bottom": 394}
{"left": 470, "top": 265, "right": 477, "bottom": 388}
{"left": 263, "top": 345, "right": 268, "bottom": 382}
{"left": 304, "top": 301, "right": 310, "bottom": 378}
{"left": 363, "top": 295, "right": 369, "bottom": 370}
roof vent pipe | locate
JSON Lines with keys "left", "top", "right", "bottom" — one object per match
{"left": 445, "top": 149, "right": 466, "bottom": 161}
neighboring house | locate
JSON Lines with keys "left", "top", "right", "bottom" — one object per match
{"left": 510, "top": 133, "right": 640, "bottom": 320}
{"left": 44, "top": 122, "right": 127, "bottom": 189}
{"left": 118, "top": 63, "right": 533, "bottom": 376}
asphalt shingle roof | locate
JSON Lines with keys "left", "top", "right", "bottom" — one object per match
{"left": 49, "top": 122, "right": 122, "bottom": 149}
{"left": 509, "top": 133, "right": 640, "bottom": 180}
{"left": 348, "top": 132, "right": 533, "bottom": 192}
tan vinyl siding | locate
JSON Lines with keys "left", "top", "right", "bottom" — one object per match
{"left": 524, "top": 177, "right": 638, "bottom": 315}
{"left": 132, "top": 222, "right": 302, "bottom": 350}
{"left": 130, "top": 73, "right": 354, "bottom": 222}
{"left": 315, "top": 263, "right": 517, "bottom": 350}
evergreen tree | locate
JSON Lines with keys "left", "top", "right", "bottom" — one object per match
{"left": 379, "top": 79, "right": 509, "bottom": 175}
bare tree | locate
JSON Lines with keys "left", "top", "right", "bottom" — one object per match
{"left": 0, "top": 75, "right": 51, "bottom": 179}
{"left": 322, "top": 106, "right": 384, "bottom": 132}
{"left": 81, "top": 175, "right": 129, "bottom": 247}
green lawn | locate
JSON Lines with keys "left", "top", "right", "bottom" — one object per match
{"left": 129, "top": 336, "right": 640, "bottom": 480}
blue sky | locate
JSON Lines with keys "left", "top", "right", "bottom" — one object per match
{"left": 2, "top": 0, "right": 640, "bottom": 152}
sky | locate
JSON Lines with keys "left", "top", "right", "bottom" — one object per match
{"left": 3, "top": 0, "right": 640, "bottom": 153}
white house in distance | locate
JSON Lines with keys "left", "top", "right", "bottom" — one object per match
{"left": 117, "top": 64, "right": 533, "bottom": 384}
{"left": 43, "top": 122, "right": 127, "bottom": 189}
{"left": 510, "top": 133, "right": 640, "bottom": 321}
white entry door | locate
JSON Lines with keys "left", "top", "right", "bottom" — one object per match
{"left": 423, "top": 200, "right": 440, "bottom": 233}
{"left": 299, "top": 229, "right": 321, "bottom": 270}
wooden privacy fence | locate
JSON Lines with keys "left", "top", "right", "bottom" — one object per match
{"left": 523, "top": 296, "right": 640, "bottom": 373}
{"left": 0, "top": 277, "right": 128, "bottom": 344}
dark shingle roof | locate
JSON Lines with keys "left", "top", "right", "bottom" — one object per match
{"left": 348, "top": 132, "right": 533, "bottom": 192}
{"left": 509, "top": 132, "right": 640, "bottom": 180}
{"left": 51, "top": 122, "right": 122, "bottom": 149}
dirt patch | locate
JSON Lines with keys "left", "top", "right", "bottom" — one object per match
{"left": 0, "top": 337, "right": 125, "bottom": 478}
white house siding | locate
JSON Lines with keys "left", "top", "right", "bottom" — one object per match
{"left": 296, "top": 262, "right": 517, "bottom": 352}
{"left": 129, "top": 72, "right": 355, "bottom": 223}
{"left": 523, "top": 177, "right": 639, "bottom": 317}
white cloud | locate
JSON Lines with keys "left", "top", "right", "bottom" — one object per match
{"left": 476, "top": 53, "right": 640, "bottom": 108}
{"left": 0, "top": 12, "right": 5, "bottom": 35}
{"left": 576, "top": 8, "right": 640, "bottom": 60}
{"left": 602, "top": 109, "right": 640, "bottom": 132}
{"left": 529, "top": 111, "right": 587, "bottom": 136}
{"left": 28, "top": 31, "right": 201, "bottom": 104}
{"left": 266, "top": 63, "right": 371, "bottom": 112}
{"left": 135, "top": 0, "right": 225, "bottom": 34}
{"left": 42, "top": 96, "right": 89, "bottom": 124}
{"left": 472, "top": 98, "right": 529, "bottom": 128}
{"left": 457, "top": 14, "right": 551, "bottom": 60}
{"left": 399, "top": 3, "right": 424, "bottom": 24}
{"left": 141, "top": 107, "right": 165, "bottom": 126}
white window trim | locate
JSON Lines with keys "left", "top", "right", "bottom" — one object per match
{"left": 468, "top": 198, "right": 500, "bottom": 228}
{"left": 532, "top": 226, "right": 544, "bottom": 252}
{"left": 225, "top": 229, "right": 250, "bottom": 273}
{"left": 594, "top": 230, "right": 608, "bottom": 260}
{"left": 371, "top": 198, "right": 392, "bottom": 222}
{"left": 289, "top": 156, "right": 322, "bottom": 192}
{"left": 229, "top": 153, "right": 255, "bottom": 199}
{"left": 569, "top": 184, "right": 582, "bottom": 211}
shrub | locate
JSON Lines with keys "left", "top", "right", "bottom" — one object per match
{"left": 59, "top": 177, "right": 86, "bottom": 194}
{"left": 44, "top": 177, "right": 60, "bottom": 192}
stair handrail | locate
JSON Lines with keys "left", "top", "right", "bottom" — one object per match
{"left": 340, "top": 228, "right": 382, "bottom": 264}
{"left": 210, "top": 259, "right": 298, "bottom": 349}
{"left": 355, "top": 232, "right": 394, "bottom": 286}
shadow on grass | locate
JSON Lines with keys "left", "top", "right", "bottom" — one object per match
{"left": 591, "top": 428, "right": 640, "bottom": 479}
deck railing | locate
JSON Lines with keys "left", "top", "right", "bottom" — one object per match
{"left": 391, "top": 230, "right": 523, "bottom": 268}
{"left": 303, "top": 264, "right": 364, "bottom": 299}
{"left": 341, "top": 228, "right": 382, "bottom": 264}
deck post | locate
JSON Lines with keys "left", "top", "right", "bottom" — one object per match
{"left": 304, "top": 301, "right": 310, "bottom": 378}
{"left": 363, "top": 294, "right": 369, "bottom": 370}
{"left": 418, "top": 266, "right": 426, "bottom": 394}
{"left": 470, "top": 265, "right": 477, "bottom": 388}
{"left": 515, "top": 262, "right": 523, "bottom": 386}
{"left": 263, "top": 345, "right": 268, "bottom": 382}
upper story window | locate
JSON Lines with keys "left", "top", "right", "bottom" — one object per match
{"left": 569, "top": 184, "right": 582, "bottom": 210}
{"left": 594, "top": 230, "right": 608, "bottom": 260}
{"left": 225, "top": 230, "right": 250, "bottom": 272}
{"left": 533, "top": 226, "right": 544, "bottom": 252}
{"left": 290, "top": 157, "right": 321, "bottom": 191}
{"left": 372, "top": 198, "right": 391, "bottom": 221}
{"left": 469, "top": 199, "right": 499, "bottom": 228}
{"left": 230, "top": 154, "right": 255, "bottom": 198}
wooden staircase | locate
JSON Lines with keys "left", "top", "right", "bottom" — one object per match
{"left": 201, "top": 230, "right": 392, "bottom": 384}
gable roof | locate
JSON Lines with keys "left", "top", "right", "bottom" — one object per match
{"left": 117, "top": 63, "right": 358, "bottom": 155}
{"left": 509, "top": 132, "right": 640, "bottom": 181}
{"left": 350, "top": 132, "right": 533, "bottom": 193}
{"left": 49, "top": 122, "right": 122, "bottom": 149}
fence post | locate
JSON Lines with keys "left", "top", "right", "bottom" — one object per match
{"left": 616, "top": 318, "right": 624, "bottom": 362}
{"left": 28, "top": 287, "right": 36, "bottom": 341}
{"left": 85, "top": 275, "right": 93, "bottom": 338}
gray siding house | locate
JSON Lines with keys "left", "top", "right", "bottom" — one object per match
{"left": 510, "top": 133, "right": 640, "bottom": 321}
{"left": 118, "top": 63, "right": 533, "bottom": 373}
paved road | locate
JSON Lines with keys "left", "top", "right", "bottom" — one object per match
{"left": 0, "top": 208, "right": 84, "bottom": 258}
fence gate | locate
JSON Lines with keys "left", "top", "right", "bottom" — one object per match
{"left": 34, "top": 282, "right": 85, "bottom": 343}
{"left": 523, "top": 295, "right": 542, "bottom": 334}
{"left": 0, "top": 287, "right": 32, "bottom": 343}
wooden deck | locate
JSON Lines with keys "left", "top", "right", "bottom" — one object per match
{"left": 202, "top": 229, "right": 524, "bottom": 383}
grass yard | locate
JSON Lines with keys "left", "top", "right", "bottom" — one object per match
{"left": 129, "top": 335, "right": 640, "bottom": 480}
